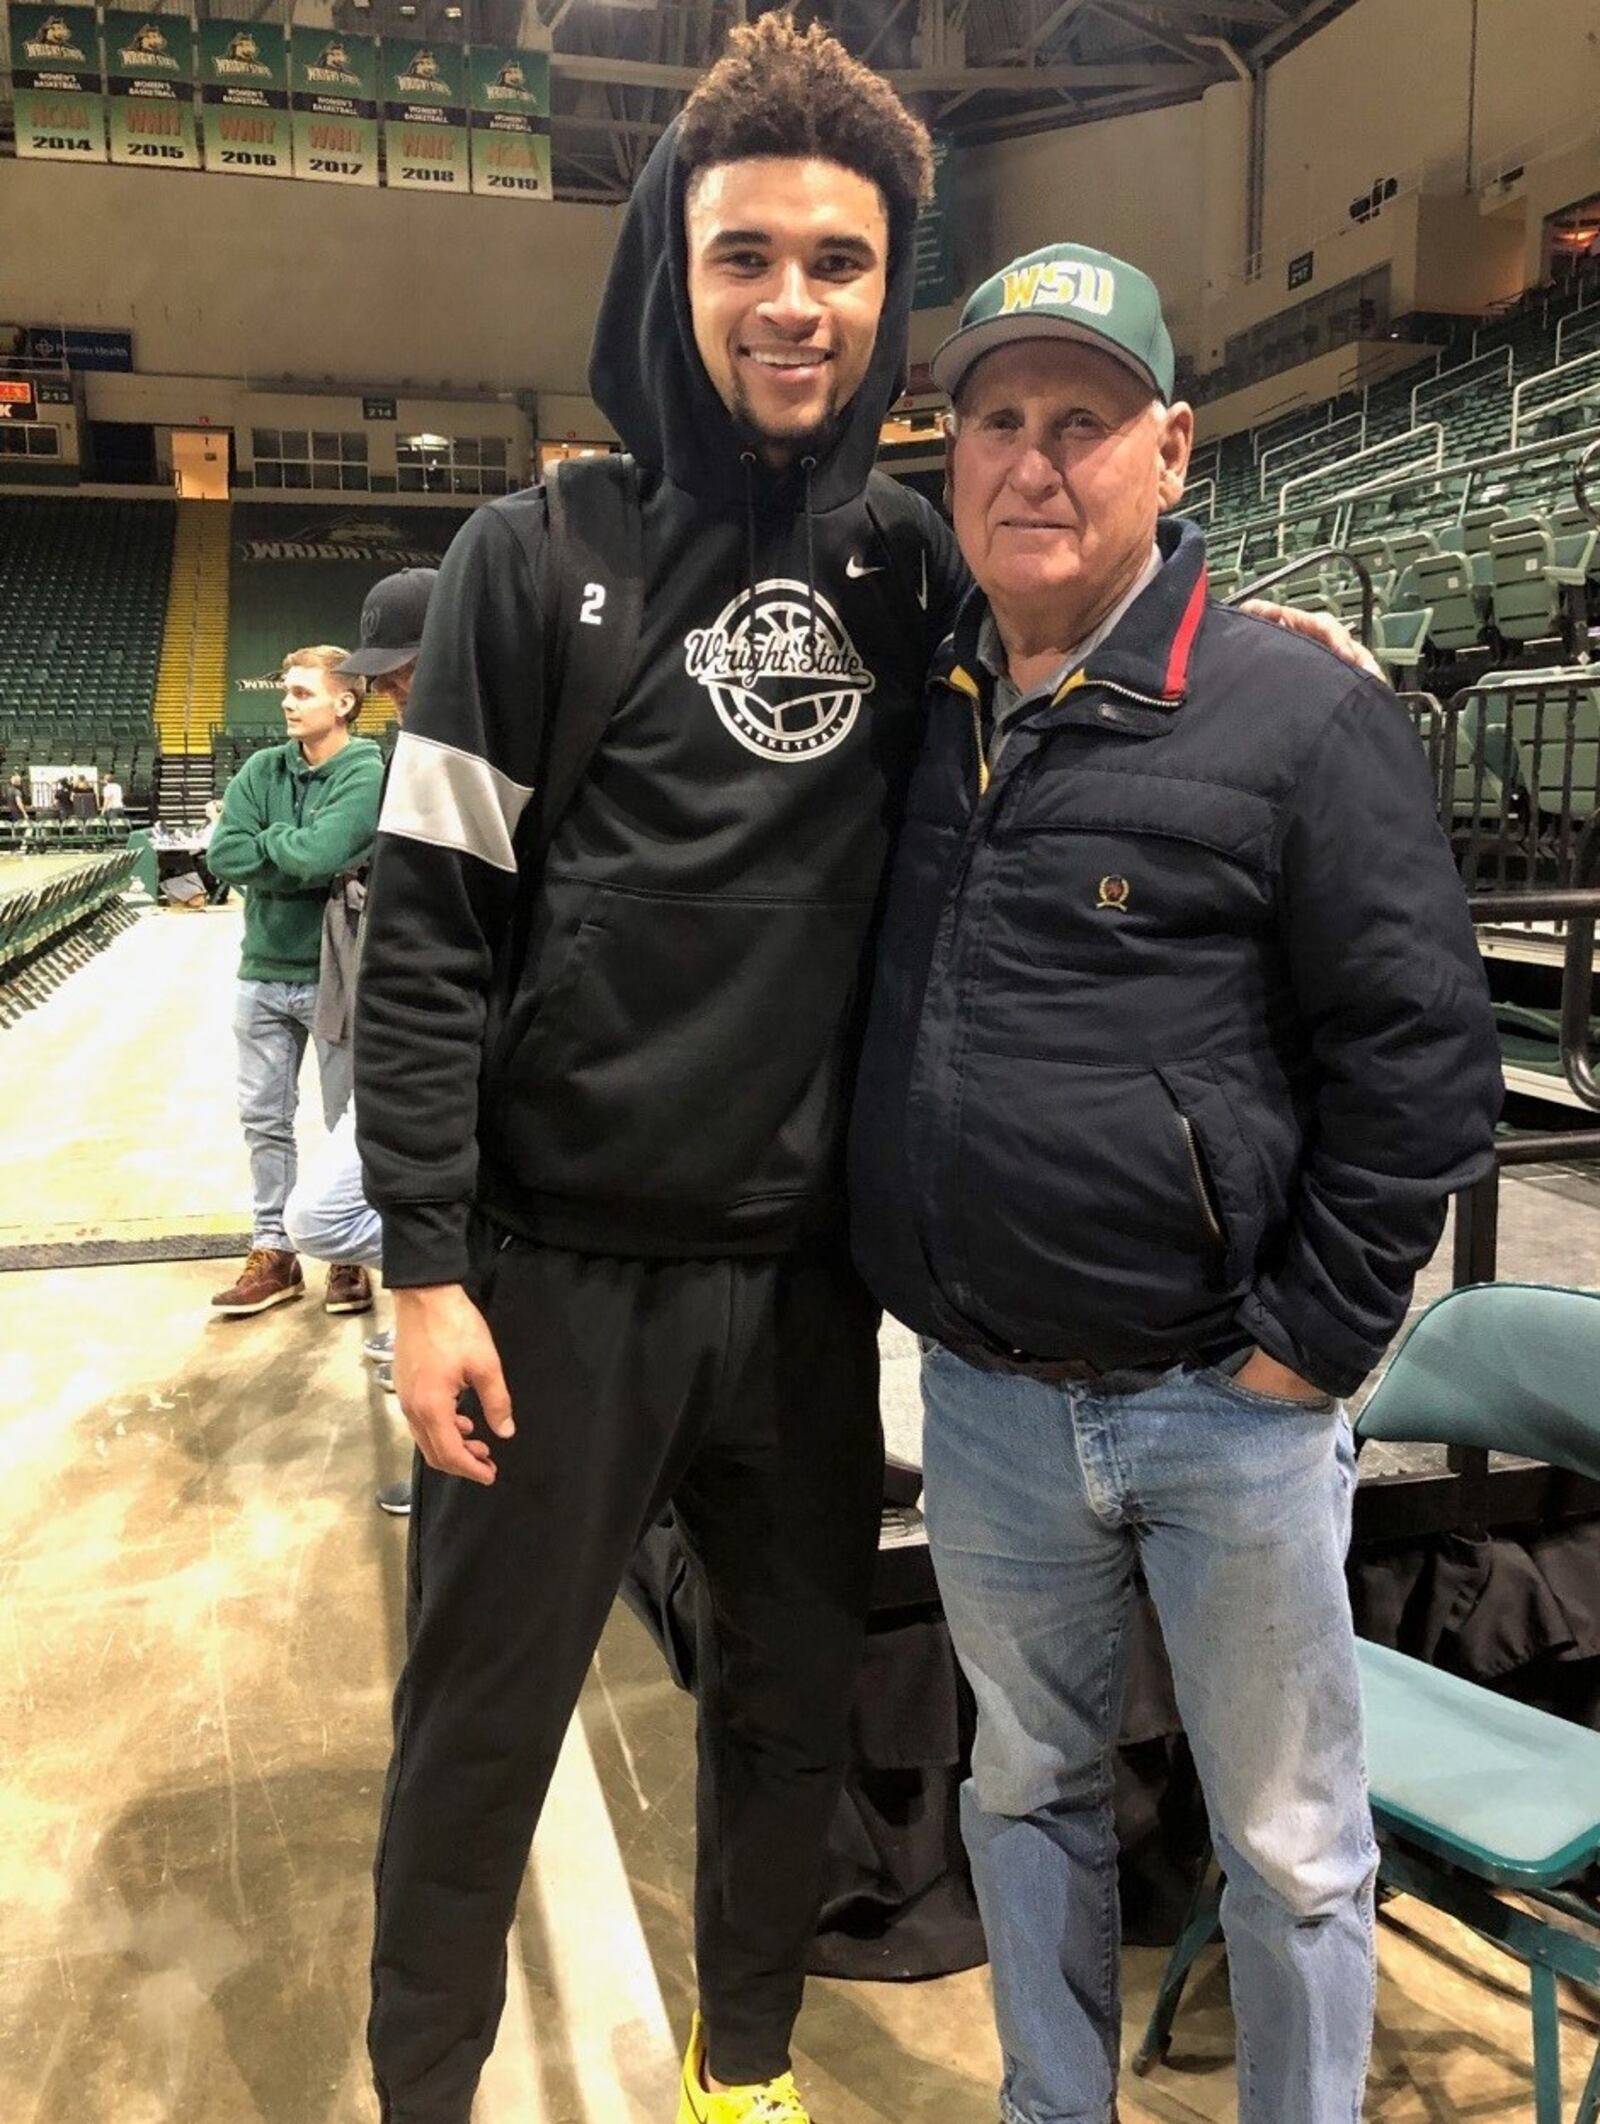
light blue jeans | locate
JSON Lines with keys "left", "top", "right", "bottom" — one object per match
{"left": 284, "top": 1107, "right": 383, "bottom": 1268}
{"left": 234, "top": 979, "right": 353, "bottom": 1252}
{"left": 921, "top": 1346, "right": 1377, "bottom": 2124}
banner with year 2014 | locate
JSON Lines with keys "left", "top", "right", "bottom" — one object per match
{"left": 382, "top": 40, "right": 470, "bottom": 194}
{"left": 469, "top": 48, "right": 551, "bottom": 200}
{"left": 7, "top": 3, "right": 106, "bottom": 163}
{"left": 198, "top": 19, "right": 291, "bottom": 177}
{"left": 290, "top": 27, "right": 379, "bottom": 186}
{"left": 106, "top": 8, "right": 199, "bottom": 170}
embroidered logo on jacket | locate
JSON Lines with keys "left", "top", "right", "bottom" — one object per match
{"left": 1096, "top": 874, "right": 1131, "bottom": 911}
{"left": 685, "top": 579, "right": 875, "bottom": 762}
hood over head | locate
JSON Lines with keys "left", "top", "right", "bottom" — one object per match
{"left": 589, "top": 116, "right": 918, "bottom": 515}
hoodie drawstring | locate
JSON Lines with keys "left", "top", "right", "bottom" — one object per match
{"left": 800, "top": 455, "right": 818, "bottom": 657}
{"left": 740, "top": 450, "right": 758, "bottom": 616}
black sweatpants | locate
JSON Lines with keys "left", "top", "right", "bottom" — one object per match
{"left": 368, "top": 1234, "right": 885, "bottom": 2124}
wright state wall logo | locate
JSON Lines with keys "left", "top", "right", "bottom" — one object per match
{"left": 686, "top": 581, "right": 874, "bottom": 763}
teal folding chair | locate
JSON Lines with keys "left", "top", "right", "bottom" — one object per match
{"left": 1134, "top": 1283, "right": 1600, "bottom": 2124}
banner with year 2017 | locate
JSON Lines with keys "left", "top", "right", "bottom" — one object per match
{"left": 382, "top": 40, "right": 469, "bottom": 194}
{"left": 7, "top": 3, "right": 105, "bottom": 163}
{"left": 290, "top": 27, "right": 379, "bottom": 186}
{"left": 198, "top": 19, "right": 291, "bottom": 177}
{"left": 106, "top": 9, "right": 199, "bottom": 170}
{"left": 468, "top": 48, "right": 551, "bottom": 200}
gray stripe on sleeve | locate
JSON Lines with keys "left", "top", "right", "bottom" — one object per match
{"left": 379, "top": 730, "right": 533, "bottom": 875}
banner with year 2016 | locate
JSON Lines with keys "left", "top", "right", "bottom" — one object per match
{"left": 382, "top": 40, "right": 469, "bottom": 194}
{"left": 106, "top": 9, "right": 199, "bottom": 170}
{"left": 290, "top": 27, "right": 378, "bottom": 187}
{"left": 468, "top": 48, "right": 551, "bottom": 200}
{"left": 198, "top": 19, "right": 291, "bottom": 178}
{"left": 7, "top": 2, "right": 105, "bottom": 163}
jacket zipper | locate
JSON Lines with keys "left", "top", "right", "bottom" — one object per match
{"left": 1177, "top": 1114, "right": 1225, "bottom": 1247}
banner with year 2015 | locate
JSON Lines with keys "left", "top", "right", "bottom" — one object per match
{"left": 198, "top": 19, "right": 291, "bottom": 177}
{"left": 106, "top": 9, "right": 199, "bottom": 170}
{"left": 469, "top": 48, "right": 551, "bottom": 200}
{"left": 7, "top": 3, "right": 105, "bottom": 163}
{"left": 290, "top": 27, "right": 378, "bottom": 187}
{"left": 382, "top": 40, "right": 469, "bottom": 194}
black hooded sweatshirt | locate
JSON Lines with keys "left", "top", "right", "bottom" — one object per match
{"left": 355, "top": 124, "right": 966, "bottom": 1285}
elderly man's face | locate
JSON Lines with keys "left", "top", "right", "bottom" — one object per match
{"left": 949, "top": 339, "right": 1191, "bottom": 629}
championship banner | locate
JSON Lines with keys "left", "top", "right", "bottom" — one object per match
{"left": 290, "top": 26, "right": 378, "bottom": 187}
{"left": 106, "top": 9, "right": 199, "bottom": 171}
{"left": 468, "top": 47, "right": 551, "bottom": 200}
{"left": 382, "top": 39, "right": 469, "bottom": 195}
{"left": 7, "top": 4, "right": 106, "bottom": 164}
{"left": 198, "top": 19, "right": 291, "bottom": 178}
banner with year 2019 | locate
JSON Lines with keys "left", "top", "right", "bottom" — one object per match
{"left": 106, "top": 8, "right": 199, "bottom": 170}
{"left": 290, "top": 27, "right": 379, "bottom": 187}
{"left": 198, "top": 19, "right": 291, "bottom": 177}
{"left": 382, "top": 40, "right": 469, "bottom": 194}
{"left": 7, "top": 3, "right": 105, "bottom": 163}
{"left": 468, "top": 48, "right": 551, "bottom": 200}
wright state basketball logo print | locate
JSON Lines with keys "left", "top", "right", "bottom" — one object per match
{"left": 685, "top": 580, "right": 875, "bottom": 763}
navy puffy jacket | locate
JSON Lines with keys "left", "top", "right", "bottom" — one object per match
{"left": 849, "top": 519, "right": 1503, "bottom": 1398}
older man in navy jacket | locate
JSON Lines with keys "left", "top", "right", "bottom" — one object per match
{"left": 850, "top": 244, "right": 1502, "bottom": 2124}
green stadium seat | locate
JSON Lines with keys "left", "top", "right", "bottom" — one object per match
{"left": 1502, "top": 684, "right": 1600, "bottom": 821}
{"left": 1407, "top": 553, "right": 1481, "bottom": 655}
{"left": 1373, "top": 607, "right": 1431, "bottom": 677}
{"left": 1490, "top": 527, "right": 1561, "bottom": 643}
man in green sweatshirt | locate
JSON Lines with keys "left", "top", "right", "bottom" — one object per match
{"left": 208, "top": 643, "right": 385, "bottom": 1317}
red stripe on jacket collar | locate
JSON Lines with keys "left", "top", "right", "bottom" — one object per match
{"left": 1162, "top": 568, "right": 1209, "bottom": 700}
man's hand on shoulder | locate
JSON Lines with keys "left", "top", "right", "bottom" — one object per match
{"left": 393, "top": 1284, "right": 515, "bottom": 1485}
{"left": 1238, "top": 599, "right": 1384, "bottom": 683}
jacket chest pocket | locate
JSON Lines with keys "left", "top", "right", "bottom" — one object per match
{"left": 993, "top": 766, "right": 1276, "bottom": 963}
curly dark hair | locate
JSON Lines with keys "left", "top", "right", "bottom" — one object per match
{"left": 678, "top": 12, "right": 933, "bottom": 226}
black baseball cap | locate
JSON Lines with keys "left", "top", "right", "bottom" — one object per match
{"left": 337, "top": 568, "right": 438, "bottom": 677}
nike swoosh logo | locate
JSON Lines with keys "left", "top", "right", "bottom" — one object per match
{"left": 918, "top": 550, "right": 929, "bottom": 610}
{"left": 845, "top": 554, "right": 883, "bottom": 579}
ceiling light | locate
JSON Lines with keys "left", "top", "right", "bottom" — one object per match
{"left": 444, "top": 5, "right": 462, "bottom": 16}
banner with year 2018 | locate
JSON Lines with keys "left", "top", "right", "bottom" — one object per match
{"left": 7, "top": 3, "right": 105, "bottom": 164}
{"left": 198, "top": 19, "right": 291, "bottom": 177}
{"left": 382, "top": 40, "right": 470, "bottom": 194}
{"left": 106, "top": 9, "right": 199, "bottom": 170}
{"left": 290, "top": 27, "right": 379, "bottom": 186}
{"left": 468, "top": 48, "right": 551, "bottom": 200}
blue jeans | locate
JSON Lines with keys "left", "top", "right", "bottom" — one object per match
{"left": 234, "top": 979, "right": 353, "bottom": 1252}
{"left": 284, "top": 1107, "right": 383, "bottom": 1268}
{"left": 921, "top": 1348, "right": 1377, "bottom": 2124}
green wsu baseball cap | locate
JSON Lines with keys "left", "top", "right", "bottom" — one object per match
{"left": 931, "top": 242, "right": 1176, "bottom": 404}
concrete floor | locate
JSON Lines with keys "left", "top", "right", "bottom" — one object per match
{"left": 3, "top": 896, "right": 1599, "bottom": 2123}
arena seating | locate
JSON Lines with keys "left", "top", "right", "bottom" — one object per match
{"left": 0, "top": 850, "right": 142, "bottom": 1026}
{"left": 0, "top": 497, "right": 172, "bottom": 812}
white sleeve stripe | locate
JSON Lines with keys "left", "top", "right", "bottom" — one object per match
{"left": 379, "top": 730, "right": 533, "bottom": 876}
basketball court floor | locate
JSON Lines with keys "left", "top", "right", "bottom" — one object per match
{"left": 4, "top": 889, "right": 1599, "bottom": 2123}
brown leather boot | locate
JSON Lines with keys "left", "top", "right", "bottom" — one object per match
{"left": 324, "top": 1263, "right": 374, "bottom": 1316}
{"left": 210, "top": 1248, "right": 304, "bottom": 1316}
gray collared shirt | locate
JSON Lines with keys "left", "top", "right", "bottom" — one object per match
{"left": 976, "top": 540, "right": 1163, "bottom": 767}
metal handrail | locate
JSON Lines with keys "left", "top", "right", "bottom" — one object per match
{"left": 1410, "top": 344, "right": 1512, "bottom": 428}
{"left": 1555, "top": 290, "right": 1600, "bottom": 365}
{"left": 1510, "top": 346, "right": 1600, "bottom": 446}
{"left": 1277, "top": 423, "right": 1444, "bottom": 550}
{"left": 1259, "top": 409, "right": 1366, "bottom": 502}
{"left": 1229, "top": 544, "right": 1376, "bottom": 648}
{"left": 1574, "top": 437, "right": 1600, "bottom": 527}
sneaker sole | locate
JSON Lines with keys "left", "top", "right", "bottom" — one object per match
{"left": 211, "top": 1286, "right": 305, "bottom": 1317}
{"left": 324, "top": 1298, "right": 375, "bottom": 1315}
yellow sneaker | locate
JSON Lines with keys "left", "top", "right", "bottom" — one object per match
{"left": 676, "top": 2012, "right": 811, "bottom": 2124}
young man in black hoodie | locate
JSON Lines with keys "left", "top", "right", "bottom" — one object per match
{"left": 355, "top": 23, "right": 960, "bottom": 2124}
